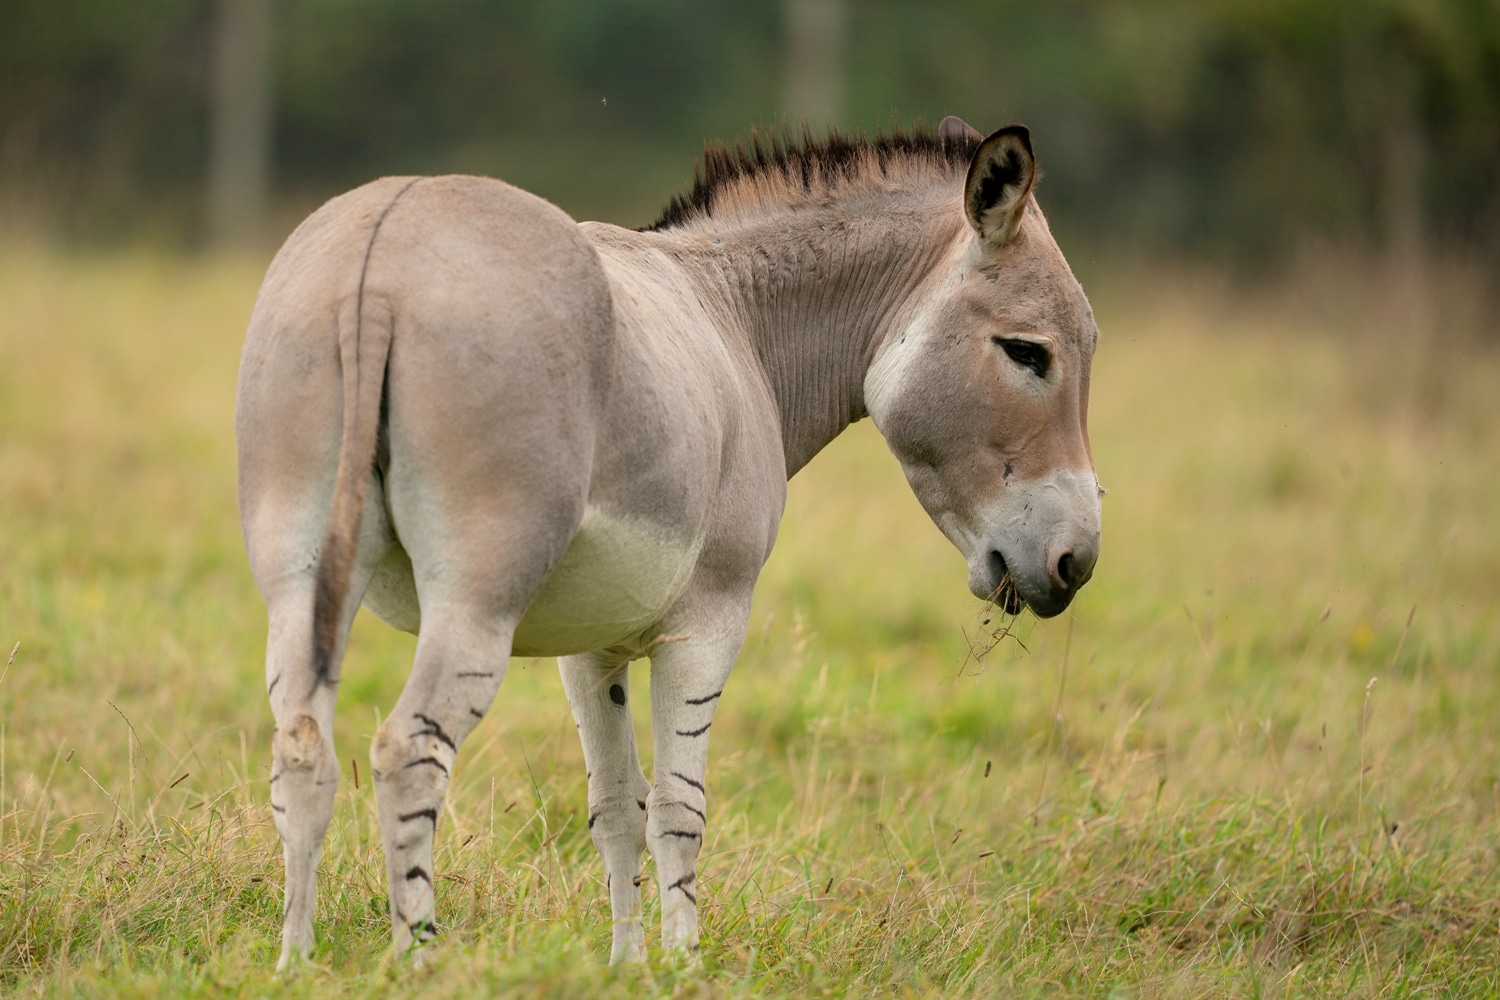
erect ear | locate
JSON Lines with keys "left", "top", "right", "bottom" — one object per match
{"left": 963, "top": 125, "right": 1036, "bottom": 245}
{"left": 938, "top": 115, "right": 983, "bottom": 149}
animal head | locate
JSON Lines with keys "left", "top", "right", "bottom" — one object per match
{"left": 866, "top": 119, "right": 1101, "bottom": 618}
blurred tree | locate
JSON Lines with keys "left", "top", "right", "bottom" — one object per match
{"left": 0, "top": 0, "right": 1495, "bottom": 288}
{"left": 208, "top": 0, "right": 271, "bottom": 249}
{"left": 785, "top": 0, "right": 848, "bottom": 129}
{"left": 0, "top": 0, "right": 209, "bottom": 240}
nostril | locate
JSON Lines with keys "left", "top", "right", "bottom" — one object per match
{"left": 1056, "top": 551, "right": 1076, "bottom": 589}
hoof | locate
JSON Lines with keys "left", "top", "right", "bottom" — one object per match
{"left": 276, "top": 940, "right": 311, "bottom": 973}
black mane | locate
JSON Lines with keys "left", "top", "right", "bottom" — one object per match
{"left": 644, "top": 122, "right": 982, "bottom": 232}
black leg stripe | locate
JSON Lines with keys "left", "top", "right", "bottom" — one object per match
{"left": 675, "top": 722, "right": 712, "bottom": 738}
{"left": 667, "top": 873, "right": 699, "bottom": 904}
{"left": 684, "top": 689, "right": 722, "bottom": 706}
{"left": 670, "top": 771, "right": 705, "bottom": 793}
{"left": 398, "top": 807, "right": 438, "bottom": 827}
{"left": 403, "top": 756, "right": 450, "bottom": 775}
{"left": 411, "top": 713, "right": 457, "bottom": 752}
{"left": 661, "top": 829, "right": 701, "bottom": 840}
{"left": 404, "top": 866, "right": 432, "bottom": 885}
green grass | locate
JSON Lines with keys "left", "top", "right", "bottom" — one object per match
{"left": 1, "top": 244, "right": 1497, "bottom": 997}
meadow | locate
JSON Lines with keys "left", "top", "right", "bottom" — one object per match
{"left": 0, "top": 244, "right": 1496, "bottom": 997}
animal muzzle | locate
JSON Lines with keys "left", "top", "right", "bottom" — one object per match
{"left": 965, "top": 471, "right": 1101, "bottom": 618}
{"left": 970, "top": 534, "right": 1097, "bottom": 618}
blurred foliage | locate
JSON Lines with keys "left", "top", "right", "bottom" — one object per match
{"left": 1, "top": 0, "right": 1497, "bottom": 270}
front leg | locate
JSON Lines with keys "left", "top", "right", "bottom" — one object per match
{"left": 559, "top": 652, "right": 652, "bottom": 964}
{"left": 646, "top": 616, "right": 748, "bottom": 955}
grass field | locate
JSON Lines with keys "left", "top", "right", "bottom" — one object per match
{"left": 1, "top": 244, "right": 1497, "bottom": 997}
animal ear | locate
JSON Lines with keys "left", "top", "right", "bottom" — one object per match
{"left": 938, "top": 115, "right": 983, "bottom": 149}
{"left": 963, "top": 125, "right": 1036, "bottom": 245}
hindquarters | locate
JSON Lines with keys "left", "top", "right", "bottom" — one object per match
{"left": 372, "top": 176, "right": 616, "bottom": 618}
{"left": 238, "top": 174, "right": 618, "bottom": 648}
{"left": 237, "top": 177, "right": 414, "bottom": 636}
{"left": 235, "top": 173, "right": 617, "bottom": 965}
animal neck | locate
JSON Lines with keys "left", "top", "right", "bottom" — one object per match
{"left": 675, "top": 191, "right": 963, "bottom": 477}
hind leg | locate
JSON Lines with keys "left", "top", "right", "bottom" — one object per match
{"left": 372, "top": 465, "right": 586, "bottom": 956}
{"left": 560, "top": 653, "right": 651, "bottom": 963}
{"left": 365, "top": 209, "right": 612, "bottom": 954}
{"left": 368, "top": 604, "right": 515, "bottom": 955}
{"left": 263, "top": 591, "right": 339, "bottom": 969}
{"left": 244, "top": 403, "right": 393, "bottom": 967}
{"left": 257, "top": 534, "right": 384, "bottom": 970}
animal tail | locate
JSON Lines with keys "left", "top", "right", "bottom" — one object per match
{"left": 310, "top": 179, "right": 418, "bottom": 686}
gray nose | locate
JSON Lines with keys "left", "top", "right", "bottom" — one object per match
{"left": 1048, "top": 539, "right": 1097, "bottom": 597}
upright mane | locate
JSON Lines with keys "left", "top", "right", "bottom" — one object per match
{"left": 645, "top": 123, "right": 982, "bottom": 232}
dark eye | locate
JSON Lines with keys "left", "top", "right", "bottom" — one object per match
{"left": 994, "top": 337, "right": 1050, "bottom": 379}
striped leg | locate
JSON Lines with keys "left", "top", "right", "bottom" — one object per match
{"left": 646, "top": 623, "right": 746, "bottom": 955}
{"left": 264, "top": 595, "right": 342, "bottom": 971}
{"left": 369, "top": 608, "right": 512, "bottom": 957}
{"left": 560, "top": 653, "right": 652, "bottom": 964}
{"left": 259, "top": 541, "right": 382, "bottom": 970}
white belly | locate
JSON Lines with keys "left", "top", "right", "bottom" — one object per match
{"left": 362, "top": 506, "right": 700, "bottom": 657}
{"left": 513, "top": 505, "right": 700, "bottom": 655}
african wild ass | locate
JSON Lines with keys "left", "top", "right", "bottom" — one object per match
{"left": 236, "top": 115, "right": 1102, "bottom": 968}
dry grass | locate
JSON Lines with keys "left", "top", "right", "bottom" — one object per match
{"left": 0, "top": 244, "right": 1497, "bottom": 996}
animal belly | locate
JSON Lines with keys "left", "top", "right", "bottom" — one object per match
{"left": 361, "top": 507, "right": 699, "bottom": 657}
{"left": 512, "top": 508, "right": 699, "bottom": 657}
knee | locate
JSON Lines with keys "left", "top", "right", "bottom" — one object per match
{"left": 645, "top": 790, "right": 706, "bottom": 848}
{"left": 370, "top": 716, "right": 455, "bottom": 787}
{"left": 369, "top": 722, "right": 409, "bottom": 780}
{"left": 273, "top": 713, "right": 329, "bottom": 771}
{"left": 588, "top": 792, "right": 648, "bottom": 849}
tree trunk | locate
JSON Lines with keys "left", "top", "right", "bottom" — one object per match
{"left": 208, "top": 0, "right": 272, "bottom": 250}
{"left": 784, "top": 0, "right": 848, "bottom": 132}
{"left": 1377, "top": 44, "right": 1428, "bottom": 335}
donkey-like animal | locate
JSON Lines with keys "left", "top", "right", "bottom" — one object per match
{"left": 237, "top": 116, "right": 1101, "bottom": 968}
